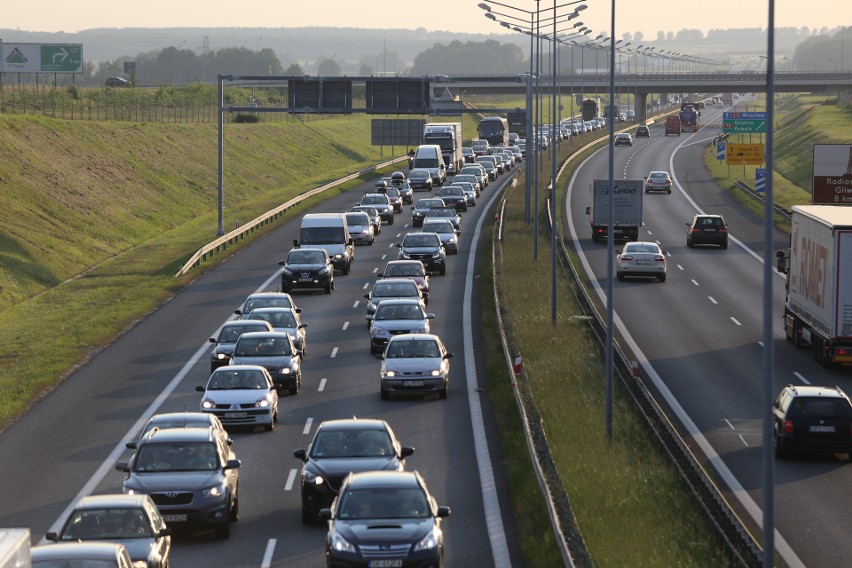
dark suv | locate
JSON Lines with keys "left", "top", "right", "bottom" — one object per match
{"left": 772, "top": 385, "right": 852, "bottom": 458}
{"left": 686, "top": 214, "right": 728, "bottom": 249}
{"left": 116, "top": 427, "right": 241, "bottom": 539}
{"left": 279, "top": 247, "right": 334, "bottom": 294}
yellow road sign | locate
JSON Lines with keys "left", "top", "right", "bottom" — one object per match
{"left": 726, "top": 143, "right": 764, "bottom": 165}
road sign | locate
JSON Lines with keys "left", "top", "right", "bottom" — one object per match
{"left": 755, "top": 168, "right": 766, "bottom": 193}
{"left": 716, "top": 142, "right": 726, "bottom": 160}
{"left": 726, "top": 143, "right": 764, "bottom": 165}
{"left": 722, "top": 119, "right": 766, "bottom": 134}
{"left": 723, "top": 111, "right": 766, "bottom": 120}
{"left": 812, "top": 144, "right": 852, "bottom": 205}
{"left": 40, "top": 44, "right": 82, "bottom": 72}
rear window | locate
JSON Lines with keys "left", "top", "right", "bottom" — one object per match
{"left": 788, "top": 397, "right": 852, "bottom": 419}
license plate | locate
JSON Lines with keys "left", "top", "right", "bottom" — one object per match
{"left": 299, "top": 277, "right": 313, "bottom": 282}
{"left": 369, "top": 561, "right": 402, "bottom": 568}
{"left": 224, "top": 412, "right": 247, "bottom": 419}
{"left": 704, "top": 229, "right": 716, "bottom": 232}
{"left": 406, "top": 380, "right": 424, "bottom": 387}
{"left": 809, "top": 425, "right": 836, "bottom": 433}
{"left": 636, "top": 260, "right": 652, "bottom": 265}
{"left": 163, "top": 514, "right": 187, "bottom": 522}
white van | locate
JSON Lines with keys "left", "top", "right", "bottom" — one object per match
{"left": 413, "top": 145, "right": 446, "bottom": 186}
{"left": 295, "top": 213, "right": 354, "bottom": 274}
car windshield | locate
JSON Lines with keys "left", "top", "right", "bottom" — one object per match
{"left": 243, "top": 297, "right": 292, "bottom": 312}
{"left": 207, "top": 369, "right": 268, "bottom": 390}
{"left": 624, "top": 244, "right": 660, "bottom": 254}
{"left": 423, "top": 222, "right": 454, "bottom": 234}
{"left": 337, "top": 488, "right": 430, "bottom": 520}
{"left": 385, "top": 340, "right": 440, "bottom": 358}
{"left": 310, "top": 429, "right": 394, "bottom": 458}
{"left": 300, "top": 227, "right": 344, "bottom": 245}
{"left": 385, "top": 264, "right": 423, "bottom": 277}
{"left": 410, "top": 170, "right": 429, "bottom": 180}
{"left": 248, "top": 310, "right": 297, "bottom": 328}
{"left": 439, "top": 188, "right": 463, "bottom": 197}
{"left": 134, "top": 442, "right": 219, "bottom": 472}
{"left": 403, "top": 235, "right": 440, "bottom": 247}
{"left": 61, "top": 508, "right": 152, "bottom": 540}
{"left": 373, "top": 283, "right": 417, "bottom": 298}
{"left": 234, "top": 336, "right": 292, "bottom": 357}
{"left": 650, "top": 173, "right": 667, "bottom": 179}
{"left": 346, "top": 214, "right": 369, "bottom": 226}
{"left": 287, "top": 250, "right": 325, "bottom": 264}
{"left": 217, "top": 323, "right": 266, "bottom": 343}
{"left": 361, "top": 195, "right": 387, "bottom": 205}
{"left": 386, "top": 188, "right": 400, "bottom": 197}
{"left": 375, "top": 304, "right": 423, "bottom": 320}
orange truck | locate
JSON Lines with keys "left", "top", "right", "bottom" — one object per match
{"left": 665, "top": 115, "right": 681, "bottom": 136}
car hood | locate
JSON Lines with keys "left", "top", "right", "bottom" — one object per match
{"left": 231, "top": 355, "right": 294, "bottom": 367}
{"left": 303, "top": 244, "right": 346, "bottom": 256}
{"left": 308, "top": 457, "right": 400, "bottom": 478}
{"left": 127, "top": 471, "right": 224, "bottom": 492}
{"left": 203, "top": 390, "right": 270, "bottom": 405}
{"left": 383, "top": 357, "right": 442, "bottom": 373}
{"left": 335, "top": 518, "right": 433, "bottom": 544}
{"left": 120, "top": 538, "right": 159, "bottom": 562}
{"left": 283, "top": 262, "right": 327, "bottom": 271}
{"left": 373, "top": 319, "right": 428, "bottom": 332}
{"left": 401, "top": 246, "right": 440, "bottom": 255}
{"left": 212, "top": 342, "right": 236, "bottom": 356}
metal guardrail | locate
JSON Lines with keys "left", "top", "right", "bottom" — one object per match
{"left": 733, "top": 180, "right": 793, "bottom": 220}
{"left": 175, "top": 155, "right": 407, "bottom": 276}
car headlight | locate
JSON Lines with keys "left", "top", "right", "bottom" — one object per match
{"left": 432, "top": 252, "right": 442, "bottom": 259}
{"left": 371, "top": 327, "right": 390, "bottom": 338}
{"left": 254, "top": 397, "right": 270, "bottom": 408}
{"left": 447, "top": 236, "right": 457, "bottom": 244}
{"left": 202, "top": 482, "right": 227, "bottom": 498}
{"left": 215, "top": 353, "right": 229, "bottom": 360}
{"left": 430, "top": 369, "right": 442, "bottom": 376}
{"left": 414, "top": 526, "right": 441, "bottom": 551}
{"left": 279, "top": 367, "right": 292, "bottom": 375}
{"left": 282, "top": 268, "right": 294, "bottom": 276}
{"left": 401, "top": 252, "right": 412, "bottom": 260}
{"left": 318, "top": 266, "right": 330, "bottom": 275}
{"left": 334, "top": 254, "right": 343, "bottom": 260}
{"left": 361, "top": 229, "right": 370, "bottom": 235}
{"left": 303, "top": 470, "right": 325, "bottom": 485}
{"left": 201, "top": 399, "right": 216, "bottom": 409}
{"left": 330, "top": 531, "right": 356, "bottom": 553}
{"left": 384, "top": 370, "right": 397, "bottom": 378}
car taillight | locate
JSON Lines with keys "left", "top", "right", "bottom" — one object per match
{"left": 719, "top": 227, "right": 728, "bottom": 233}
{"left": 691, "top": 227, "right": 702, "bottom": 232}
{"left": 665, "top": 180, "right": 671, "bottom": 184}
{"left": 654, "top": 255, "right": 665, "bottom": 262}
{"left": 620, "top": 255, "right": 633, "bottom": 261}
{"left": 783, "top": 420, "right": 794, "bottom": 434}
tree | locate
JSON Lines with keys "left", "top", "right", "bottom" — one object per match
{"left": 657, "top": 31, "right": 666, "bottom": 42}
{"left": 284, "top": 63, "right": 304, "bottom": 76}
{"left": 634, "top": 32, "right": 644, "bottom": 42}
{"left": 622, "top": 32, "right": 633, "bottom": 42}
{"left": 666, "top": 31, "right": 675, "bottom": 42}
{"left": 317, "top": 58, "right": 341, "bottom": 76}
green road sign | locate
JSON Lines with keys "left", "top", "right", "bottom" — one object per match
{"left": 40, "top": 45, "right": 82, "bottom": 72}
{"left": 722, "top": 119, "right": 766, "bottom": 134}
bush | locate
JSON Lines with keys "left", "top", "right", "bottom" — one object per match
{"left": 233, "top": 112, "right": 261, "bottom": 123}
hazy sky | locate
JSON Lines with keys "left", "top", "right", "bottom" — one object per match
{"left": 2, "top": 0, "right": 845, "bottom": 36}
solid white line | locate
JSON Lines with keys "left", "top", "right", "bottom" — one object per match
{"left": 730, "top": 317, "right": 742, "bottom": 326}
{"left": 330, "top": 347, "right": 339, "bottom": 358}
{"left": 318, "top": 378, "right": 327, "bottom": 392}
{"left": 708, "top": 296, "right": 718, "bottom": 304}
{"left": 284, "top": 469, "right": 297, "bottom": 491}
{"left": 691, "top": 279, "right": 700, "bottom": 286}
{"left": 261, "top": 539, "right": 276, "bottom": 568}
{"left": 303, "top": 417, "right": 313, "bottom": 435}
{"left": 793, "top": 372, "right": 810, "bottom": 385}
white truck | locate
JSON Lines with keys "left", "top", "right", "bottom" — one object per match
{"left": 585, "top": 179, "right": 644, "bottom": 242}
{"left": 412, "top": 145, "right": 446, "bottom": 186}
{"left": 423, "top": 122, "right": 463, "bottom": 176}
{"left": 0, "top": 528, "right": 30, "bottom": 568}
{"left": 776, "top": 205, "right": 852, "bottom": 367}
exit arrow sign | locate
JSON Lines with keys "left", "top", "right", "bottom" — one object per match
{"left": 723, "top": 119, "right": 766, "bottom": 134}
{"left": 40, "top": 45, "right": 82, "bottom": 72}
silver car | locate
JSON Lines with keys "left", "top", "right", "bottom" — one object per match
{"left": 345, "top": 211, "right": 375, "bottom": 245}
{"left": 196, "top": 365, "right": 279, "bottom": 431}
{"left": 234, "top": 292, "right": 300, "bottom": 318}
{"left": 616, "top": 241, "right": 667, "bottom": 282}
{"left": 421, "top": 220, "right": 460, "bottom": 255}
{"left": 379, "top": 334, "right": 453, "bottom": 400}
{"left": 245, "top": 307, "right": 308, "bottom": 356}
{"left": 366, "top": 299, "right": 435, "bottom": 354}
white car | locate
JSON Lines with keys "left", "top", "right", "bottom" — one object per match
{"left": 616, "top": 241, "right": 667, "bottom": 282}
{"left": 379, "top": 334, "right": 453, "bottom": 400}
{"left": 197, "top": 365, "right": 279, "bottom": 431}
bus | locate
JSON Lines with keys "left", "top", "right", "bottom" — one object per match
{"left": 477, "top": 116, "right": 509, "bottom": 147}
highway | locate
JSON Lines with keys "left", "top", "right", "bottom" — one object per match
{"left": 0, "top": 168, "right": 524, "bottom": 566}
{"left": 564, "top": 102, "right": 852, "bottom": 568}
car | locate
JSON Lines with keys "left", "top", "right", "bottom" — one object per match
{"left": 234, "top": 292, "right": 301, "bottom": 319}
{"left": 321, "top": 471, "right": 450, "bottom": 567}
{"left": 45, "top": 494, "right": 171, "bottom": 568}
{"left": 716, "top": 100, "right": 724, "bottom": 108}
{"left": 379, "top": 260, "right": 430, "bottom": 302}
{"left": 421, "top": 219, "right": 460, "bottom": 255}
{"left": 423, "top": 206, "right": 461, "bottom": 232}
{"left": 635, "top": 124, "right": 651, "bottom": 137}
{"left": 408, "top": 169, "right": 433, "bottom": 191}
{"left": 614, "top": 133, "right": 633, "bottom": 146}
{"left": 196, "top": 365, "right": 279, "bottom": 431}
{"left": 294, "top": 418, "right": 415, "bottom": 524}
{"left": 491, "top": 154, "right": 505, "bottom": 175}
{"left": 344, "top": 211, "right": 375, "bottom": 246}
{"left": 644, "top": 170, "right": 672, "bottom": 193}
{"left": 475, "top": 157, "right": 498, "bottom": 181}
{"left": 507, "top": 145, "right": 523, "bottom": 162}
{"left": 243, "top": 307, "right": 307, "bottom": 355}
{"left": 516, "top": 141, "right": 527, "bottom": 157}
{"left": 497, "top": 151, "right": 515, "bottom": 170}
{"left": 686, "top": 214, "right": 728, "bottom": 249}
{"left": 385, "top": 186, "right": 404, "bottom": 214}
{"left": 358, "top": 193, "right": 394, "bottom": 224}
{"left": 105, "top": 76, "right": 131, "bottom": 87}
{"left": 461, "top": 147, "right": 475, "bottom": 163}
{"left": 229, "top": 331, "right": 302, "bottom": 395}
{"left": 617, "top": 113, "right": 627, "bottom": 122}
{"left": 126, "top": 412, "right": 232, "bottom": 451}
{"left": 115, "top": 426, "right": 240, "bottom": 540}
{"left": 379, "top": 334, "right": 453, "bottom": 400}
{"left": 350, "top": 205, "right": 382, "bottom": 235}
{"left": 278, "top": 247, "right": 334, "bottom": 294}
{"left": 411, "top": 198, "right": 446, "bottom": 227}
{"left": 364, "top": 278, "right": 426, "bottom": 319}
{"left": 626, "top": 109, "right": 636, "bottom": 119}
{"left": 31, "top": 542, "right": 139, "bottom": 568}
{"left": 453, "top": 174, "right": 482, "bottom": 194}
{"left": 772, "top": 384, "right": 852, "bottom": 458}
{"left": 388, "top": 173, "right": 414, "bottom": 203}
{"left": 471, "top": 139, "right": 490, "bottom": 156}
{"left": 616, "top": 241, "right": 667, "bottom": 282}
{"left": 394, "top": 233, "right": 447, "bottom": 276}
{"left": 459, "top": 164, "right": 488, "bottom": 189}
{"left": 436, "top": 186, "right": 467, "bottom": 212}
{"left": 366, "top": 299, "right": 435, "bottom": 354}
{"left": 209, "top": 319, "right": 275, "bottom": 372}
{"left": 453, "top": 181, "right": 478, "bottom": 206}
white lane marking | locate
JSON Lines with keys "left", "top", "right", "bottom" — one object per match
{"left": 284, "top": 469, "right": 297, "bottom": 491}
{"left": 363, "top": 282, "right": 370, "bottom": 289}
{"left": 318, "top": 378, "right": 327, "bottom": 391}
{"left": 730, "top": 317, "right": 742, "bottom": 326}
{"left": 372, "top": 267, "right": 378, "bottom": 274}
{"left": 724, "top": 419, "right": 735, "bottom": 430}
{"left": 708, "top": 296, "right": 718, "bottom": 304}
{"left": 303, "top": 417, "right": 313, "bottom": 435}
{"left": 677, "top": 264, "right": 684, "bottom": 271}
{"left": 330, "top": 347, "right": 339, "bottom": 358}
{"left": 793, "top": 372, "right": 811, "bottom": 385}
{"left": 646, "top": 230, "right": 653, "bottom": 236}
{"left": 353, "top": 300, "right": 360, "bottom": 308}
{"left": 381, "top": 254, "right": 387, "bottom": 260}
{"left": 388, "top": 242, "right": 395, "bottom": 248}
{"left": 261, "top": 539, "right": 276, "bottom": 568}
{"left": 758, "top": 341, "right": 764, "bottom": 347}
{"left": 691, "top": 279, "right": 700, "bottom": 286}
{"left": 342, "top": 322, "right": 349, "bottom": 331}
{"left": 739, "top": 434, "right": 749, "bottom": 447}
{"left": 396, "top": 232, "right": 402, "bottom": 238}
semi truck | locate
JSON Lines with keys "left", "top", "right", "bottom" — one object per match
{"left": 0, "top": 528, "right": 30, "bottom": 568}
{"left": 423, "top": 122, "right": 463, "bottom": 176}
{"left": 581, "top": 98, "right": 600, "bottom": 121}
{"left": 776, "top": 205, "right": 852, "bottom": 367}
{"left": 678, "top": 107, "right": 699, "bottom": 132}
{"left": 585, "top": 179, "right": 644, "bottom": 242}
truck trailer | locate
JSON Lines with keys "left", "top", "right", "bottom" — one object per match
{"left": 585, "top": 179, "right": 644, "bottom": 242}
{"left": 423, "top": 122, "right": 463, "bottom": 176}
{"left": 776, "top": 205, "right": 852, "bottom": 367}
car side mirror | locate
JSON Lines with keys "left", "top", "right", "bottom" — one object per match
{"left": 293, "top": 448, "right": 307, "bottom": 461}
{"left": 225, "top": 459, "right": 241, "bottom": 470}
{"left": 364, "top": 294, "right": 370, "bottom": 300}
{"left": 299, "top": 323, "right": 308, "bottom": 329}
{"left": 445, "top": 353, "right": 454, "bottom": 359}
{"left": 319, "top": 508, "right": 332, "bottom": 521}
{"left": 209, "top": 337, "right": 217, "bottom": 344}
{"left": 436, "top": 506, "right": 451, "bottom": 518}
{"left": 400, "top": 446, "right": 415, "bottom": 458}
{"left": 45, "top": 532, "right": 59, "bottom": 542}
{"left": 233, "top": 310, "right": 243, "bottom": 316}
{"left": 685, "top": 222, "right": 691, "bottom": 226}
{"left": 125, "top": 442, "right": 137, "bottom": 450}
{"left": 293, "top": 239, "right": 299, "bottom": 249}
{"left": 278, "top": 260, "right": 286, "bottom": 266}
{"left": 158, "top": 527, "right": 173, "bottom": 537}
{"left": 115, "top": 461, "right": 130, "bottom": 472}
{"left": 365, "top": 315, "right": 374, "bottom": 321}
{"left": 426, "top": 313, "right": 435, "bottom": 319}
{"left": 585, "top": 207, "right": 590, "bottom": 215}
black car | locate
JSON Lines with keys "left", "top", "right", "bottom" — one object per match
{"left": 462, "top": 147, "right": 476, "bottom": 163}
{"left": 359, "top": 193, "right": 394, "bottom": 224}
{"left": 436, "top": 186, "right": 467, "bottom": 212}
{"left": 411, "top": 198, "right": 446, "bottom": 227}
{"left": 105, "top": 76, "right": 131, "bottom": 87}
{"left": 209, "top": 320, "right": 275, "bottom": 372}
{"left": 321, "top": 471, "right": 450, "bottom": 568}
{"left": 293, "top": 418, "right": 414, "bottom": 524}
{"left": 408, "top": 169, "right": 433, "bottom": 191}
{"left": 773, "top": 385, "right": 852, "bottom": 458}
{"left": 686, "top": 214, "right": 728, "bottom": 249}
{"left": 423, "top": 206, "right": 461, "bottom": 231}
{"left": 279, "top": 247, "right": 334, "bottom": 294}
{"left": 635, "top": 124, "right": 651, "bottom": 137}
{"left": 229, "top": 332, "right": 302, "bottom": 395}
{"left": 395, "top": 232, "right": 446, "bottom": 275}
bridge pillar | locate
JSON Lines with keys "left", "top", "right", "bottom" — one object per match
{"left": 635, "top": 92, "right": 648, "bottom": 123}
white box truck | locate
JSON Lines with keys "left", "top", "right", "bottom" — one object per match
{"left": 776, "top": 205, "right": 852, "bottom": 367}
{"left": 423, "top": 122, "right": 463, "bottom": 176}
{"left": 585, "top": 179, "right": 644, "bottom": 242}
{"left": 412, "top": 145, "right": 446, "bottom": 186}
{"left": 0, "top": 528, "right": 30, "bottom": 568}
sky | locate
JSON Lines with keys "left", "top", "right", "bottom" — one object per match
{"left": 1, "top": 0, "right": 845, "bottom": 37}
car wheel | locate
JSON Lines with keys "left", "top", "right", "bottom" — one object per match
{"left": 617, "top": 271, "right": 624, "bottom": 281}
{"left": 301, "top": 507, "right": 316, "bottom": 525}
{"left": 370, "top": 343, "right": 380, "bottom": 355}
{"left": 388, "top": 217, "right": 394, "bottom": 225}
{"left": 774, "top": 431, "right": 788, "bottom": 459}
{"left": 792, "top": 318, "right": 804, "bottom": 347}
{"left": 721, "top": 240, "right": 728, "bottom": 250}
{"left": 381, "top": 389, "right": 389, "bottom": 400}
{"left": 658, "top": 273, "right": 666, "bottom": 282}
{"left": 325, "top": 281, "right": 332, "bottom": 294}
{"left": 687, "top": 238, "right": 694, "bottom": 248}
{"left": 439, "top": 382, "right": 448, "bottom": 399}
{"left": 289, "top": 373, "right": 301, "bottom": 396}
{"left": 369, "top": 238, "right": 374, "bottom": 246}
{"left": 265, "top": 414, "right": 275, "bottom": 432}
{"left": 343, "top": 262, "right": 350, "bottom": 275}
{"left": 667, "top": 189, "right": 672, "bottom": 194}
{"left": 440, "top": 265, "right": 446, "bottom": 276}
